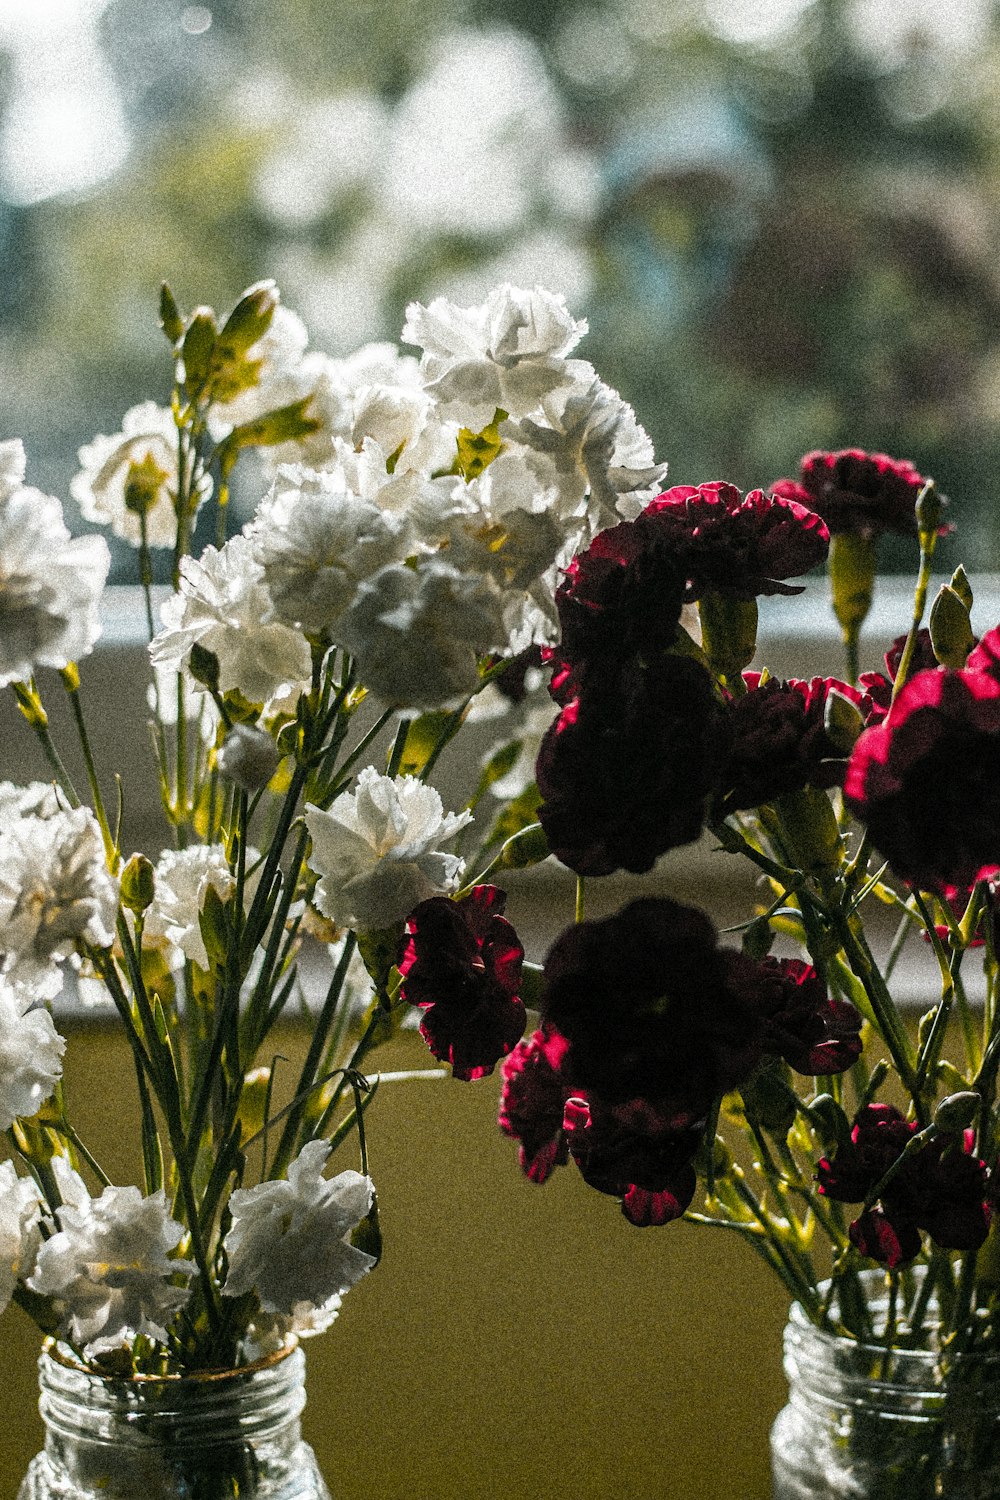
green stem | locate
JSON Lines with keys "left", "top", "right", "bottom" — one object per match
{"left": 63, "top": 675, "right": 114, "bottom": 861}
{"left": 889, "top": 515, "right": 938, "bottom": 708}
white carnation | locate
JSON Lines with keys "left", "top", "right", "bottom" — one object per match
{"left": 247, "top": 463, "right": 409, "bottom": 635}
{"left": 0, "top": 484, "right": 109, "bottom": 687}
{"left": 0, "top": 1161, "right": 43, "bottom": 1315}
{"left": 402, "top": 283, "right": 588, "bottom": 429}
{"left": 70, "top": 402, "right": 211, "bottom": 550}
{"left": 516, "top": 372, "right": 668, "bottom": 530}
{"left": 222, "top": 1140, "right": 374, "bottom": 1329}
{"left": 150, "top": 534, "right": 312, "bottom": 707}
{"left": 143, "top": 842, "right": 259, "bottom": 971}
{"left": 29, "top": 1185, "right": 194, "bottom": 1357}
{"left": 0, "top": 780, "right": 62, "bottom": 821}
{"left": 0, "top": 975, "right": 65, "bottom": 1130}
{"left": 305, "top": 768, "right": 471, "bottom": 931}
{"left": 338, "top": 559, "right": 506, "bottom": 710}
{"left": 0, "top": 806, "right": 119, "bottom": 998}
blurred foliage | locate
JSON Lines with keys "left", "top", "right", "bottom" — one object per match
{"left": 4, "top": 0, "right": 1000, "bottom": 572}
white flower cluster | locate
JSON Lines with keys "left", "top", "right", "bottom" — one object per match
{"left": 0, "top": 801, "right": 119, "bottom": 1000}
{"left": 305, "top": 768, "right": 471, "bottom": 932}
{"left": 149, "top": 282, "right": 666, "bottom": 714}
{"left": 27, "top": 1164, "right": 194, "bottom": 1358}
{"left": 222, "top": 1140, "right": 375, "bottom": 1341}
{"left": 0, "top": 439, "right": 109, "bottom": 688}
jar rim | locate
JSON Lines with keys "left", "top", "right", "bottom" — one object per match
{"left": 787, "top": 1271, "right": 1000, "bottom": 1365}
{"left": 42, "top": 1336, "right": 300, "bottom": 1385}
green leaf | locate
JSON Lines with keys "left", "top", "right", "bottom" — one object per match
{"left": 468, "top": 739, "right": 522, "bottom": 811}
{"left": 221, "top": 395, "right": 320, "bottom": 454}
{"left": 483, "top": 782, "right": 542, "bottom": 849}
{"left": 394, "top": 711, "right": 459, "bottom": 778}
{"left": 496, "top": 821, "right": 549, "bottom": 870}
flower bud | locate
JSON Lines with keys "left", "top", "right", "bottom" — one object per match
{"left": 120, "top": 853, "right": 155, "bottom": 914}
{"left": 181, "top": 307, "right": 218, "bottom": 389}
{"left": 238, "top": 1066, "right": 273, "bottom": 1141}
{"left": 218, "top": 280, "right": 278, "bottom": 359}
{"left": 217, "top": 723, "right": 280, "bottom": 792}
{"left": 915, "top": 481, "right": 943, "bottom": 538}
{"left": 188, "top": 641, "right": 220, "bottom": 692}
{"left": 823, "top": 687, "right": 864, "bottom": 755}
{"left": 930, "top": 583, "right": 974, "bottom": 669}
{"left": 934, "top": 1091, "right": 980, "bottom": 1131}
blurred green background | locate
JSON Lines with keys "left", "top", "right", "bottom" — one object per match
{"left": 5, "top": 0, "right": 1000, "bottom": 570}
{"left": 2, "top": 0, "right": 999, "bottom": 1492}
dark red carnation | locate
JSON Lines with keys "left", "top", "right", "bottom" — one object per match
{"left": 536, "top": 653, "right": 727, "bottom": 876}
{"left": 720, "top": 674, "right": 862, "bottom": 812}
{"left": 771, "top": 449, "right": 936, "bottom": 538}
{"left": 641, "top": 481, "right": 829, "bottom": 600}
{"left": 497, "top": 1026, "right": 572, "bottom": 1183}
{"left": 817, "top": 1103, "right": 917, "bottom": 1205}
{"left": 818, "top": 1104, "right": 990, "bottom": 1266}
{"left": 844, "top": 666, "right": 1000, "bottom": 894}
{"left": 398, "top": 885, "right": 527, "bottom": 1081}
{"left": 849, "top": 1208, "right": 921, "bottom": 1268}
{"left": 552, "top": 516, "right": 686, "bottom": 676}
{"left": 748, "top": 956, "right": 862, "bottom": 1075}
{"left": 540, "top": 897, "right": 763, "bottom": 1112}
{"left": 562, "top": 1095, "right": 700, "bottom": 1227}
{"left": 859, "top": 629, "right": 939, "bottom": 725}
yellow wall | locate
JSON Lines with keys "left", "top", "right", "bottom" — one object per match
{"left": 0, "top": 1024, "right": 789, "bottom": 1499}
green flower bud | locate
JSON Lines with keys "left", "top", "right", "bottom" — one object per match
{"left": 930, "top": 583, "right": 974, "bottom": 669}
{"left": 218, "top": 280, "right": 278, "bottom": 359}
{"left": 181, "top": 307, "right": 218, "bottom": 389}
{"left": 934, "top": 1091, "right": 980, "bottom": 1131}
{"left": 188, "top": 641, "right": 220, "bottom": 692}
{"left": 120, "top": 853, "right": 155, "bottom": 914}
{"left": 217, "top": 723, "right": 281, "bottom": 792}
{"left": 915, "top": 481, "right": 944, "bottom": 538}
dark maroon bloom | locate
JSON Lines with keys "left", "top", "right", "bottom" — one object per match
{"left": 818, "top": 1104, "right": 990, "bottom": 1266}
{"left": 720, "top": 674, "right": 863, "bottom": 812}
{"left": 849, "top": 1208, "right": 920, "bottom": 1269}
{"left": 497, "top": 1026, "right": 572, "bottom": 1183}
{"left": 844, "top": 666, "right": 1000, "bottom": 894}
{"left": 641, "top": 481, "right": 829, "bottom": 600}
{"left": 771, "top": 449, "right": 935, "bottom": 538}
{"left": 399, "top": 885, "right": 527, "bottom": 1081}
{"left": 749, "top": 957, "right": 862, "bottom": 1075}
{"left": 859, "top": 629, "right": 939, "bottom": 725}
{"left": 540, "top": 897, "right": 763, "bottom": 1112}
{"left": 817, "top": 1103, "right": 917, "bottom": 1205}
{"left": 553, "top": 516, "right": 686, "bottom": 673}
{"left": 966, "top": 625, "right": 1000, "bottom": 678}
{"left": 562, "top": 1095, "right": 700, "bottom": 1227}
{"left": 536, "top": 653, "right": 727, "bottom": 876}
{"left": 912, "top": 1134, "right": 991, "bottom": 1251}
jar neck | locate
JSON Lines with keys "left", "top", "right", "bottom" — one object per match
{"left": 38, "top": 1341, "right": 307, "bottom": 1452}
{"left": 784, "top": 1281, "right": 1000, "bottom": 1418}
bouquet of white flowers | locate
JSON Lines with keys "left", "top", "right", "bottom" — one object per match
{"left": 0, "top": 277, "right": 663, "bottom": 1385}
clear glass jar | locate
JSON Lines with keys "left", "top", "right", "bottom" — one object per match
{"left": 19, "top": 1340, "right": 332, "bottom": 1500}
{"left": 771, "top": 1279, "right": 1000, "bottom": 1500}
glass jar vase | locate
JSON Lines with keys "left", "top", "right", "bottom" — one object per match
{"left": 19, "top": 1340, "right": 332, "bottom": 1500}
{"left": 771, "top": 1278, "right": 1000, "bottom": 1500}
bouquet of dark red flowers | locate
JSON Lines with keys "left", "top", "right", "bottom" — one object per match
{"left": 458, "top": 447, "right": 1000, "bottom": 1491}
